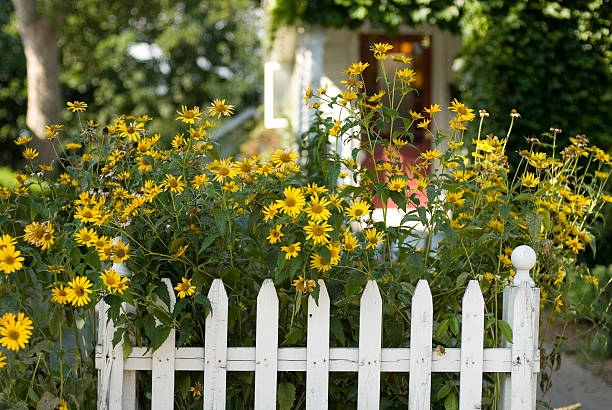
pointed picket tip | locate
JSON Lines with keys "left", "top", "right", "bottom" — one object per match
{"left": 413, "top": 279, "right": 432, "bottom": 301}
{"left": 208, "top": 278, "right": 228, "bottom": 301}
{"left": 361, "top": 279, "right": 381, "bottom": 301}
{"left": 161, "top": 278, "right": 176, "bottom": 309}
{"left": 257, "top": 278, "right": 278, "bottom": 303}
{"left": 317, "top": 279, "right": 329, "bottom": 299}
{"left": 463, "top": 280, "right": 484, "bottom": 306}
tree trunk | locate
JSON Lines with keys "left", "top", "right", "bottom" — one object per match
{"left": 11, "top": 0, "right": 61, "bottom": 164}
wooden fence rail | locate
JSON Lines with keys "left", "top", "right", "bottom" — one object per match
{"left": 96, "top": 245, "right": 540, "bottom": 410}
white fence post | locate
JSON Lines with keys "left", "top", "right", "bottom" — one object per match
{"left": 357, "top": 280, "right": 382, "bottom": 409}
{"left": 204, "top": 279, "right": 229, "bottom": 410}
{"left": 409, "top": 280, "right": 433, "bottom": 410}
{"left": 306, "top": 279, "right": 330, "bottom": 410}
{"left": 151, "top": 278, "right": 176, "bottom": 410}
{"left": 255, "top": 279, "right": 279, "bottom": 408}
{"left": 501, "top": 245, "right": 539, "bottom": 410}
{"left": 459, "top": 280, "right": 485, "bottom": 410}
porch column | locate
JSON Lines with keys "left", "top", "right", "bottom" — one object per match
{"left": 295, "top": 25, "right": 326, "bottom": 136}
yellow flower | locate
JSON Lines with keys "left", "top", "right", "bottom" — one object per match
{"left": 448, "top": 99, "right": 475, "bottom": 122}
{"left": 118, "top": 122, "right": 145, "bottom": 142}
{"left": 262, "top": 203, "right": 281, "bottom": 222}
{"left": 520, "top": 172, "right": 540, "bottom": 188}
{"left": 387, "top": 177, "right": 410, "bottom": 192}
{"left": 450, "top": 219, "right": 465, "bottom": 229}
{"left": 171, "top": 133, "right": 185, "bottom": 149}
{"left": 65, "top": 143, "right": 82, "bottom": 150}
{"left": 424, "top": 104, "right": 441, "bottom": 116}
{"left": 329, "top": 120, "right": 342, "bottom": 136}
{"left": 417, "top": 119, "right": 431, "bottom": 129}
{"left": 277, "top": 186, "right": 306, "bottom": 217}
{"left": 595, "top": 171, "right": 608, "bottom": 178}
{"left": 368, "top": 90, "right": 385, "bottom": 102}
{"left": 208, "top": 99, "right": 234, "bottom": 118}
{"left": 483, "top": 272, "right": 494, "bottom": 282}
{"left": 163, "top": 174, "right": 186, "bottom": 194}
{"left": 66, "top": 276, "right": 93, "bottom": 307}
{"left": 564, "top": 236, "right": 584, "bottom": 254}
{"left": 192, "top": 174, "right": 210, "bottom": 189}
{"left": 75, "top": 206, "right": 102, "bottom": 224}
{"left": 370, "top": 42, "right": 393, "bottom": 60}
{"left": 499, "top": 254, "right": 512, "bottom": 267}
{"left": 0, "top": 352, "right": 5, "bottom": 370}
{"left": 304, "top": 183, "right": 328, "bottom": 196}
{"left": 74, "top": 227, "right": 98, "bottom": 247}
{"left": 0, "top": 245, "right": 24, "bottom": 274}
{"left": 305, "top": 194, "right": 331, "bottom": 222}
{"left": 392, "top": 137, "right": 408, "bottom": 147}
{"left": 391, "top": 55, "right": 411, "bottom": 63}
{"left": 338, "top": 90, "right": 358, "bottom": 105}
{"left": 344, "top": 61, "right": 369, "bottom": 75}
{"left": 190, "top": 382, "right": 203, "bottom": 398}
{"left": 397, "top": 68, "right": 416, "bottom": 84}
{"left": 66, "top": 101, "right": 87, "bottom": 112}
{"left": 51, "top": 285, "right": 69, "bottom": 305}
{"left": 584, "top": 274, "right": 599, "bottom": 286}
{"left": 23, "top": 147, "right": 39, "bottom": 159}
{"left": 446, "top": 191, "right": 465, "bottom": 207}
{"left": 44, "top": 124, "right": 63, "bottom": 140}
{"left": 601, "top": 194, "right": 612, "bottom": 203}
{"left": 293, "top": 275, "right": 316, "bottom": 292}
{"left": 409, "top": 110, "right": 424, "bottom": 119}
{"left": 304, "top": 220, "right": 333, "bottom": 245}
{"left": 488, "top": 219, "right": 504, "bottom": 233}
{"left": 24, "top": 221, "right": 54, "bottom": 250}
{"left": 56, "top": 399, "right": 68, "bottom": 410}
{"left": 270, "top": 149, "right": 298, "bottom": 170}
{"left": 174, "top": 277, "right": 196, "bottom": 298}
{"left": 101, "top": 268, "right": 123, "bottom": 293}
{"left": 342, "top": 229, "right": 359, "bottom": 251}
{"left": 421, "top": 149, "right": 441, "bottom": 161}
{"left": 448, "top": 141, "right": 464, "bottom": 149}
{"left": 267, "top": 225, "right": 284, "bottom": 244}
{"left": 111, "top": 241, "right": 130, "bottom": 263}
{"left": 0, "top": 234, "right": 16, "bottom": 251}
{"left": 209, "top": 159, "right": 238, "bottom": 182}
{"left": 364, "top": 228, "right": 384, "bottom": 249}
{"left": 554, "top": 294, "right": 563, "bottom": 312}
{"left": 346, "top": 199, "right": 371, "bottom": 221}
{"left": 0, "top": 312, "right": 33, "bottom": 351}
{"left": 310, "top": 253, "right": 332, "bottom": 272}
{"left": 554, "top": 267, "right": 566, "bottom": 286}
{"left": 281, "top": 242, "right": 301, "bottom": 260}
{"left": 14, "top": 135, "right": 31, "bottom": 145}
{"left": 176, "top": 105, "right": 203, "bottom": 124}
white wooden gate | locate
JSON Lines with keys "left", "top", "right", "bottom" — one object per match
{"left": 96, "top": 245, "right": 540, "bottom": 410}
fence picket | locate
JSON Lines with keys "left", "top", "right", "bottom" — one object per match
{"left": 151, "top": 278, "right": 176, "bottom": 410}
{"left": 459, "top": 280, "right": 484, "bottom": 410}
{"left": 204, "top": 278, "right": 229, "bottom": 410}
{"left": 357, "top": 280, "right": 382, "bottom": 409}
{"left": 510, "top": 283, "right": 537, "bottom": 410}
{"left": 306, "top": 279, "right": 330, "bottom": 410}
{"left": 255, "top": 279, "right": 279, "bottom": 408}
{"left": 409, "top": 280, "right": 433, "bottom": 410}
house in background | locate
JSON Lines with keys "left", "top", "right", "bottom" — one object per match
{"left": 263, "top": 16, "right": 462, "bottom": 228}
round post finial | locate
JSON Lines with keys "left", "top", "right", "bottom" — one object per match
{"left": 511, "top": 245, "right": 536, "bottom": 286}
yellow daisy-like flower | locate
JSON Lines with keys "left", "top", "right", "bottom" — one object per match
{"left": 24, "top": 221, "right": 54, "bottom": 250}
{"left": 66, "top": 276, "right": 93, "bottom": 307}
{"left": 74, "top": 227, "right": 98, "bottom": 247}
{"left": 409, "top": 110, "right": 424, "bottom": 119}
{"left": 364, "top": 228, "right": 384, "bottom": 249}
{"left": 191, "top": 174, "right": 210, "bottom": 189}
{"left": 277, "top": 186, "right": 306, "bottom": 217}
{"left": 190, "top": 381, "right": 203, "bottom": 398}
{"left": 328, "top": 193, "right": 344, "bottom": 212}
{"left": 448, "top": 140, "right": 464, "bottom": 149}
{"left": 310, "top": 253, "right": 331, "bottom": 272}
{"left": 391, "top": 55, "right": 412, "bottom": 63}
{"left": 23, "top": 147, "right": 39, "bottom": 159}
{"left": 370, "top": 42, "right": 393, "bottom": 60}
{"left": 0, "top": 312, "right": 33, "bottom": 351}
{"left": 56, "top": 399, "right": 68, "bottom": 410}
{"left": 397, "top": 68, "right": 416, "bottom": 84}
{"left": 483, "top": 272, "right": 495, "bottom": 282}
{"left": 176, "top": 105, "right": 203, "bottom": 124}
{"left": 601, "top": 194, "right": 612, "bottom": 203}
{"left": 66, "top": 101, "right": 87, "bottom": 112}
{"left": 424, "top": 104, "right": 441, "bottom": 116}
{"left": 0, "top": 245, "right": 24, "bottom": 274}
{"left": 208, "top": 99, "right": 234, "bottom": 119}
{"left": 270, "top": 149, "right": 298, "bottom": 170}
{"left": 0, "top": 234, "right": 16, "bottom": 251}
{"left": 452, "top": 170, "right": 472, "bottom": 182}
{"left": 450, "top": 219, "right": 465, "bottom": 229}
{"left": 421, "top": 149, "right": 441, "bottom": 161}
{"left": 100, "top": 268, "right": 122, "bottom": 293}
{"left": 44, "top": 124, "right": 62, "bottom": 140}
{"left": 305, "top": 194, "right": 331, "bottom": 222}
{"left": 445, "top": 191, "right": 465, "bottom": 207}
{"left": 267, "top": 225, "right": 284, "bottom": 244}
{"left": 0, "top": 351, "right": 6, "bottom": 369}
{"left": 262, "top": 203, "right": 281, "bottom": 222}
{"left": 346, "top": 199, "right": 371, "bottom": 221}
{"left": 292, "top": 275, "right": 316, "bottom": 292}
{"left": 304, "top": 220, "right": 333, "bottom": 245}
{"left": 51, "top": 285, "right": 69, "bottom": 305}
{"left": 520, "top": 172, "right": 540, "bottom": 188}
{"left": 163, "top": 174, "right": 186, "bottom": 194}
{"left": 14, "top": 135, "right": 31, "bottom": 145}
{"left": 74, "top": 206, "right": 102, "bottom": 224}
{"left": 174, "top": 277, "right": 196, "bottom": 299}
{"left": 344, "top": 61, "right": 369, "bottom": 75}
{"left": 448, "top": 99, "right": 475, "bottom": 122}
{"left": 65, "top": 143, "right": 82, "bottom": 150}
{"left": 342, "top": 230, "right": 359, "bottom": 251}
{"left": 387, "top": 177, "right": 410, "bottom": 192}
{"left": 222, "top": 181, "right": 239, "bottom": 192}
{"left": 488, "top": 219, "right": 504, "bottom": 233}
{"left": 392, "top": 137, "right": 408, "bottom": 147}
{"left": 338, "top": 90, "right": 358, "bottom": 105}
{"left": 209, "top": 159, "right": 238, "bottom": 183}
{"left": 111, "top": 241, "right": 130, "bottom": 263}
{"left": 118, "top": 122, "right": 145, "bottom": 142}
{"left": 417, "top": 119, "right": 431, "bottom": 129}
{"left": 281, "top": 242, "right": 301, "bottom": 260}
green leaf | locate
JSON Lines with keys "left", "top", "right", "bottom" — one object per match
{"left": 177, "top": 319, "right": 194, "bottom": 347}
{"left": 214, "top": 211, "right": 228, "bottom": 235}
{"left": 434, "top": 318, "right": 450, "bottom": 340}
{"left": 449, "top": 316, "right": 460, "bottom": 336}
{"left": 330, "top": 317, "right": 346, "bottom": 346}
{"left": 278, "top": 382, "right": 296, "bottom": 410}
{"left": 444, "top": 392, "right": 458, "bottom": 410}
{"left": 436, "top": 384, "right": 452, "bottom": 401}
{"left": 526, "top": 213, "right": 543, "bottom": 243}
{"left": 194, "top": 294, "right": 212, "bottom": 316}
{"left": 36, "top": 392, "right": 59, "bottom": 410}
{"left": 498, "top": 319, "right": 513, "bottom": 344}
{"left": 123, "top": 333, "right": 133, "bottom": 360}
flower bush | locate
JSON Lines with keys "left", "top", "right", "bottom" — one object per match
{"left": 1, "top": 43, "right": 611, "bottom": 409}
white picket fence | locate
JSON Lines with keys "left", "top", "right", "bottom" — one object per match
{"left": 95, "top": 246, "right": 540, "bottom": 410}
